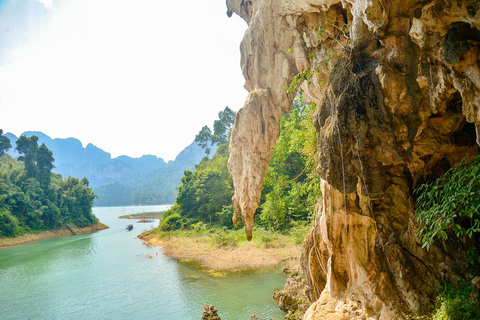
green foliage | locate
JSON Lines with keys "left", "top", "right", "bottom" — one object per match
{"left": 37, "top": 143, "right": 55, "bottom": 189}
{"left": 0, "top": 129, "right": 11, "bottom": 158}
{"left": 260, "top": 233, "right": 278, "bottom": 247}
{"left": 432, "top": 280, "right": 480, "bottom": 320}
{"left": 175, "top": 146, "right": 233, "bottom": 225}
{"left": 211, "top": 228, "right": 238, "bottom": 247}
{"left": 215, "top": 205, "right": 236, "bottom": 228}
{"left": 159, "top": 212, "right": 184, "bottom": 231}
{"left": 16, "top": 135, "right": 39, "bottom": 179}
{"left": 195, "top": 106, "right": 235, "bottom": 155}
{"left": 288, "top": 221, "right": 311, "bottom": 244}
{"left": 195, "top": 126, "right": 213, "bottom": 155}
{"left": 159, "top": 206, "right": 186, "bottom": 231}
{"left": 0, "top": 133, "right": 98, "bottom": 237}
{"left": 259, "top": 94, "right": 321, "bottom": 230}
{"left": 0, "top": 208, "right": 20, "bottom": 237}
{"left": 190, "top": 221, "right": 208, "bottom": 233}
{"left": 211, "top": 107, "right": 236, "bottom": 145}
{"left": 415, "top": 154, "right": 480, "bottom": 256}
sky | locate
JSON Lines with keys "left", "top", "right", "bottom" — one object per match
{"left": 0, "top": 0, "right": 248, "bottom": 161}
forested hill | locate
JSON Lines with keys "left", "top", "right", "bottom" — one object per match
{"left": 0, "top": 132, "right": 98, "bottom": 237}
{"left": 6, "top": 131, "right": 214, "bottom": 207}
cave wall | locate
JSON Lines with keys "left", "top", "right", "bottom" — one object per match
{"left": 226, "top": 0, "right": 480, "bottom": 318}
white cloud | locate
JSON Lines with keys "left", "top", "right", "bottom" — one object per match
{"left": 0, "top": 0, "right": 248, "bottom": 160}
{"left": 36, "top": 0, "right": 54, "bottom": 9}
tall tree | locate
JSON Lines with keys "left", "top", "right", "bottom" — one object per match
{"left": 195, "top": 107, "right": 236, "bottom": 155}
{"left": 0, "top": 129, "right": 11, "bottom": 157}
{"left": 211, "top": 107, "right": 236, "bottom": 145}
{"left": 37, "top": 143, "right": 55, "bottom": 189}
{"left": 195, "top": 125, "right": 212, "bottom": 156}
{"left": 16, "top": 135, "right": 39, "bottom": 179}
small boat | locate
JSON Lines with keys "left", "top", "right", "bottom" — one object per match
{"left": 126, "top": 224, "right": 133, "bottom": 230}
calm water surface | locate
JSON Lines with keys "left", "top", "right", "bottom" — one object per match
{"left": 0, "top": 205, "right": 287, "bottom": 320}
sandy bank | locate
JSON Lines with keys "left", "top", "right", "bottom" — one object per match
{"left": 0, "top": 223, "right": 109, "bottom": 248}
{"left": 139, "top": 230, "right": 301, "bottom": 273}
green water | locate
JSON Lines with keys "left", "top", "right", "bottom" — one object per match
{"left": 0, "top": 206, "right": 287, "bottom": 320}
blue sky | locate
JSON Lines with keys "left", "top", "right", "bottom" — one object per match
{"left": 0, "top": 0, "right": 247, "bottom": 160}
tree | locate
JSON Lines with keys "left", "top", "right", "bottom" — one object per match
{"left": 16, "top": 135, "right": 39, "bottom": 179}
{"left": 195, "top": 107, "right": 236, "bottom": 155}
{"left": 37, "top": 143, "right": 55, "bottom": 189}
{"left": 174, "top": 143, "right": 233, "bottom": 227}
{"left": 0, "top": 209, "right": 19, "bottom": 237}
{"left": 195, "top": 125, "right": 213, "bottom": 155}
{"left": 211, "top": 107, "right": 236, "bottom": 145}
{"left": 0, "top": 129, "right": 11, "bottom": 158}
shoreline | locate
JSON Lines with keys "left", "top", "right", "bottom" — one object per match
{"left": 0, "top": 223, "right": 109, "bottom": 248}
{"left": 138, "top": 230, "right": 301, "bottom": 273}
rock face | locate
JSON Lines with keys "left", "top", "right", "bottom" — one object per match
{"left": 227, "top": 0, "right": 480, "bottom": 318}
{"left": 273, "top": 266, "right": 310, "bottom": 319}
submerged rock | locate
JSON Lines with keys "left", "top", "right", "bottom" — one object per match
{"left": 201, "top": 304, "right": 221, "bottom": 320}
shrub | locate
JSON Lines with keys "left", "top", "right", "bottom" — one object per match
{"left": 215, "top": 205, "right": 236, "bottom": 228}
{"left": 289, "top": 221, "right": 311, "bottom": 244}
{"left": 0, "top": 208, "right": 20, "bottom": 237}
{"left": 415, "top": 154, "right": 480, "bottom": 261}
{"left": 261, "top": 233, "right": 278, "bottom": 247}
{"left": 432, "top": 280, "right": 480, "bottom": 320}
{"left": 159, "top": 212, "right": 184, "bottom": 231}
{"left": 211, "top": 229, "right": 238, "bottom": 247}
{"left": 190, "top": 221, "right": 208, "bottom": 233}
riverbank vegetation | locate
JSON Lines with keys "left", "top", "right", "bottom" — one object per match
{"left": 118, "top": 211, "right": 165, "bottom": 219}
{"left": 0, "top": 131, "right": 98, "bottom": 238}
{"left": 157, "top": 97, "right": 320, "bottom": 236}
{"left": 414, "top": 153, "right": 480, "bottom": 319}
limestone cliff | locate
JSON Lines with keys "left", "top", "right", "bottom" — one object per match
{"left": 227, "top": 0, "right": 480, "bottom": 318}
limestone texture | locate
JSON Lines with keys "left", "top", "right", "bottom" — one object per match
{"left": 201, "top": 304, "right": 221, "bottom": 320}
{"left": 227, "top": 0, "right": 480, "bottom": 318}
{"left": 273, "top": 266, "right": 310, "bottom": 319}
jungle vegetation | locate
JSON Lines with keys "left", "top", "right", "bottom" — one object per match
{"left": 0, "top": 131, "right": 97, "bottom": 238}
{"left": 159, "top": 97, "right": 321, "bottom": 234}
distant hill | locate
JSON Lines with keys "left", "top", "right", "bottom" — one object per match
{"left": 6, "top": 131, "right": 214, "bottom": 206}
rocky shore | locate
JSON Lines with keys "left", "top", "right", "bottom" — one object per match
{"left": 0, "top": 222, "right": 109, "bottom": 248}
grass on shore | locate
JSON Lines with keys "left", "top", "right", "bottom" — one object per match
{"left": 150, "top": 222, "right": 310, "bottom": 249}
{"left": 118, "top": 211, "right": 164, "bottom": 219}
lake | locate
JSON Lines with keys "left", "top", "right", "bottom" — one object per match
{"left": 0, "top": 205, "right": 287, "bottom": 320}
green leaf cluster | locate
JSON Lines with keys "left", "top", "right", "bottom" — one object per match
{"left": 167, "top": 144, "right": 234, "bottom": 228}
{"left": 259, "top": 95, "right": 321, "bottom": 230}
{"left": 431, "top": 279, "right": 480, "bottom": 320}
{"left": 0, "top": 132, "right": 97, "bottom": 237}
{"left": 195, "top": 106, "right": 235, "bottom": 155}
{"left": 415, "top": 154, "right": 480, "bottom": 262}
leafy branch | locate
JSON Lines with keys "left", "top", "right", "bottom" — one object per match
{"left": 414, "top": 154, "right": 480, "bottom": 264}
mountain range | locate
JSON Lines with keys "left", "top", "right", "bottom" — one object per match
{"left": 5, "top": 131, "right": 213, "bottom": 206}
